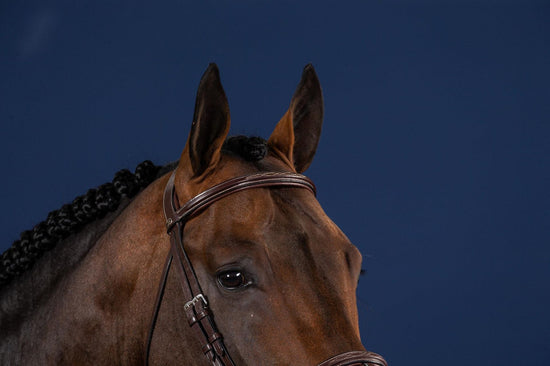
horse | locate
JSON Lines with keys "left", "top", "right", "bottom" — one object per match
{"left": 0, "top": 64, "right": 387, "bottom": 366}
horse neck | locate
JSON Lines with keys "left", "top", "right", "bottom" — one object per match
{"left": 0, "top": 198, "right": 131, "bottom": 334}
{"left": 0, "top": 176, "right": 168, "bottom": 364}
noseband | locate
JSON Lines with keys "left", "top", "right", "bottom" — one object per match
{"left": 145, "top": 171, "right": 387, "bottom": 366}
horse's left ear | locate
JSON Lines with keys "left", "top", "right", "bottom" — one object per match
{"left": 183, "top": 63, "right": 231, "bottom": 177}
{"left": 268, "top": 64, "right": 323, "bottom": 173}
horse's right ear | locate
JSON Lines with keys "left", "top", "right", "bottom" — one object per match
{"left": 181, "top": 63, "right": 230, "bottom": 177}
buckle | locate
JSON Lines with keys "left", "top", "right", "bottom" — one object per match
{"left": 184, "top": 293, "right": 207, "bottom": 310}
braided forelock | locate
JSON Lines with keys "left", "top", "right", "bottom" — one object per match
{"left": 222, "top": 135, "right": 268, "bottom": 161}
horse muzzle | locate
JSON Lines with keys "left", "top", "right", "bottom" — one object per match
{"left": 317, "top": 350, "right": 388, "bottom": 366}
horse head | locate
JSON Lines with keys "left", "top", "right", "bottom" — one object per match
{"left": 0, "top": 64, "right": 386, "bottom": 366}
{"left": 145, "top": 64, "right": 385, "bottom": 365}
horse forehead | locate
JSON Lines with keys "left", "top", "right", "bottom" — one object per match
{"left": 187, "top": 155, "right": 341, "bottom": 246}
{"left": 198, "top": 157, "right": 321, "bottom": 226}
{"left": 211, "top": 188, "right": 277, "bottom": 228}
{"left": 213, "top": 189, "right": 339, "bottom": 248}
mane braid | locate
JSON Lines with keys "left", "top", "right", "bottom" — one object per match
{"left": 0, "top": 136, "right": 265, "bottom": 287}
{"left": 0, "top": 160, "right": 163, "bottom": 287}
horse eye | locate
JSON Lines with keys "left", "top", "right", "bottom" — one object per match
{"left": 217, "top": 270, "right": 247, "bottom": 290}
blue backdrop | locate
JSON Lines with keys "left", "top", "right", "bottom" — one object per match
{"left": 1, "top": 1, "right": 549, "bottom": 364}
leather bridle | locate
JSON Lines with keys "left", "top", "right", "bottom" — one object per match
{"left": 145, "top": 170, "right": 387, "bottom": 366}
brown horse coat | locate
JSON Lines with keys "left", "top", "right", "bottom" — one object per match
{"left": 0, "top": 64, "right": 385, "bottom": 366}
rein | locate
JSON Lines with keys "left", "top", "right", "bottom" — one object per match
{"left": 145, "top": 170, "right": 387, "bottom": 366}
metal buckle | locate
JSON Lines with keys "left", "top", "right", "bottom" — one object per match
{"left": 184, "top": 293, "right": 207, "bottom": 310}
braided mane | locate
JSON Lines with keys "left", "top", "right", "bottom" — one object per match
{"left": 0, "top": 136, "right": 268, "bottom": 287}
{"left": 0, "top": 160, "right": 168, "bottom": 287}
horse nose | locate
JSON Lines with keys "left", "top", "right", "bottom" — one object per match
{"left": 317, "top": 350, "right": 388, "bottom": 366}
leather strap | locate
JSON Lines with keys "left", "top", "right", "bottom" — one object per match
{"left": 144, "top": 254, "right": 172, "bottom": 364}
{"left": 163, "top": 171, "right": 316, "bottom": 232}
{"left": 317, "top": 350, "right": 388, "bottom": 366}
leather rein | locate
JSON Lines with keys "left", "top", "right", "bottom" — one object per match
{"left": 145, "top": 170, "right": 387, "bottom": 366}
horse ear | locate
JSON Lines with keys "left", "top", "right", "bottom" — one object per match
{"left": 186, "top": 63, "right": 230, "bottom": 177}
{"left": 268, "top": 64, "right": 323, "bottom": 173}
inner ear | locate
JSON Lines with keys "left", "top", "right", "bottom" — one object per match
{"left": 188, "top": 63, "right": 231, "bottom": 177}
{"left": 268, "top": 64, "right": 324, "bottom": 173}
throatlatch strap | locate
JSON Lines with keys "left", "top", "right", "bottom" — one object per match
{"left": 145, "top": 254, "right": 172, "bottom": 365}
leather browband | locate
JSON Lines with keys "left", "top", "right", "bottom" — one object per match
{"left": 163, "top": 171, "right": 317, "bottom": 232}
{"left": 145, "top": 170, "right": 387, "bottom": 366}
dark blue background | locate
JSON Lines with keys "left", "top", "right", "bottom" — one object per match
{"left": 1, "top": 1, "right": 549, "bottom": 364}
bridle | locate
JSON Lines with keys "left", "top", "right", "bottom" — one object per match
{"left": 145, "top": 170, "right": 388, "bottom": 366}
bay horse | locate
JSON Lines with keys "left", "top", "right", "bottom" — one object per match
{"left": 0, "top": 64, "right": 387, "bottom": 366}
